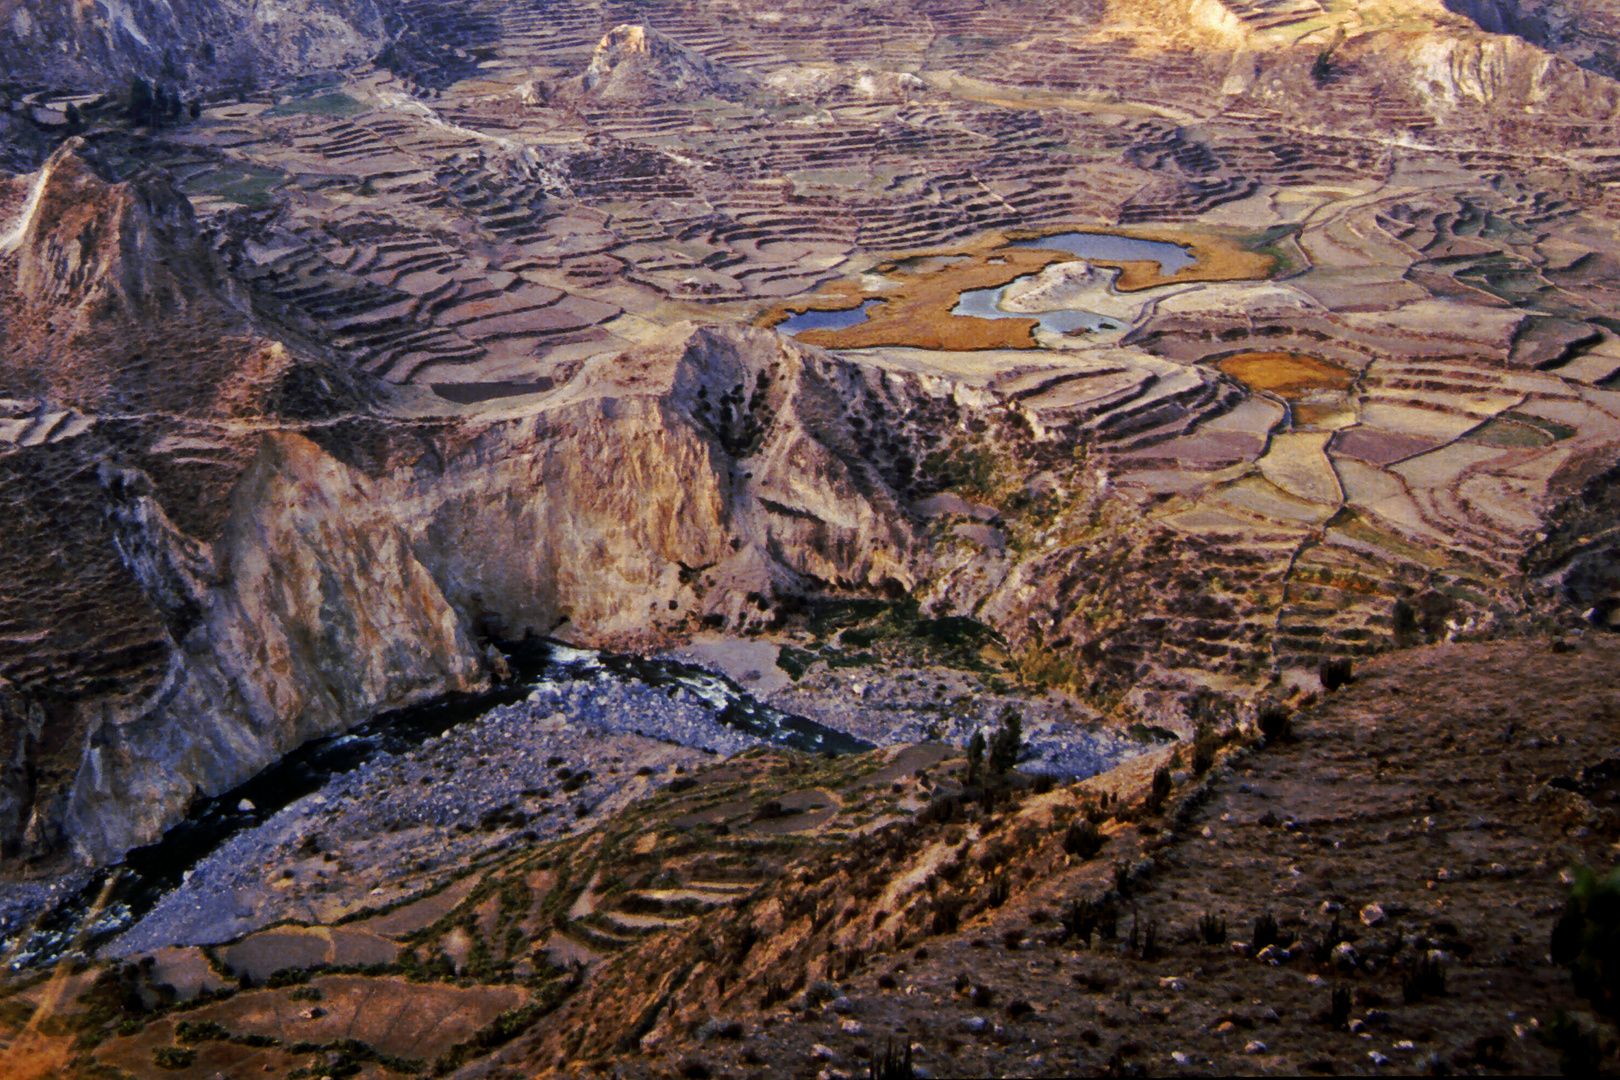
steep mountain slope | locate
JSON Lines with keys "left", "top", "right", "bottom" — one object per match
{"left": 0, "top": 0, "right": 388, "bottom": 89}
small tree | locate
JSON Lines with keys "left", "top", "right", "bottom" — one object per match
{"left": 965, "top": 730, "right": 986, "bottom": 786}
{"left": 1551, "top": 864, "right": 1620, "bottom": 1021}
{"left": 1146, "top": 765, "right": 1172, "bottom": 814}
{"left": 989, "top": 709, "right": 1022, "bottom": 775}
{"left": 64, "top": 102, "right": 83, "bottom": 134}
{"left": 128, "top": 76, "right": 154, "bottom": 125}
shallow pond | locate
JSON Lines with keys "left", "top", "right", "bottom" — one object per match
{"left": 952, "top": 278, "right": 1125, "bottom": 334}
{"left": 1010, "top": 230, "right": 1197, "bottom": 274}
{"left": 777, "top": 298, "right": 885, "bottom": 336}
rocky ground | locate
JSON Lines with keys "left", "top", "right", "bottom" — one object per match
{"left": 497, "top": 632, "right": 1620, "bottom": 1079}
{"left": 0, "top": 631, "right": 1611, "bottom": 1078}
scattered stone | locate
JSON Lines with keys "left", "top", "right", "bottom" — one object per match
{"left": 1360, "top": 902, "right": 1386, "bottom": 927}
{"left": 1245, "top": 1041, "right": 1267, "bottom": 1054}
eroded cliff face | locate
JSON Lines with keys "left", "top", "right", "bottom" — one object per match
{"left": 1443, "top": 0, "right": 1620, "bottom": 78}
{"left": 50, "top": 322, "right": 933, "bottom": 864}
{"left": 0, "top": 148, "right": 939, "bottom": 871}
{"left": 0, "top": 0, "right": 388, "bottom": 90}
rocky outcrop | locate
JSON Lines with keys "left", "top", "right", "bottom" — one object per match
{"left": 1400, "top": 28, "right": 1620, "bottom": 113}
{"left": 0, "top": 0, "right": 388, "bottom": 90}
{"left": 2, "top": 141, "right": 367, "bottom": 419}
{"left": 1442, "top": 0, "right": 1620, "bottom": 78}
{"left": 8, "top": 139, "right": 240, "bottom": 332}
{"left": 576, "top": 24, "right": 755, "bottom": 103}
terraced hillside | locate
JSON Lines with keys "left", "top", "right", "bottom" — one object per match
{"left": 2, "top": 0, "right": 1620, "bottom": 1073}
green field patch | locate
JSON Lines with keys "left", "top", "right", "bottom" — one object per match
{"left": 265, "top": 91, "right": 367, "bottom": 118}
{"left": 181, "top": 162, "right": 287, "bottom": 206}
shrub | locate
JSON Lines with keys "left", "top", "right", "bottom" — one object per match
{"left": 1392, "top": 597, "right": 1417, "bottom": 639}
{"left": 1327, "top": 986, "right": 1352, "bottom": 1028}
{"left": 1403, "top": 953, "right": 1446, "bottom": 1003}
{"left": 806, "top": 979, "right": 840, "bottom": 1006}
{"left": 1540, "top": 1009, "right": 1603, "bottom": 1075}
{"left": 1128, "top": 916, "right": 1160, "bottom": 960}
{"left": 1198, "top": 912, "right": 1226, "bottom": 946}
{"left": 1063, "top": 819, "right": 1104, "bottom": 859}
{"left": 1192, "top": 735, "right": 1218, "bottom": 776}
{"left": 1146, "top": 766, "right": 1172, "bottom": 815}
{"left": 987, "top": 876, "right": 1011, "bottom": 908}
{"left": 1320, "top": 657, "right": 1353, "bottom": 692}
{"left": 1061, "top": 898, "right": 1114, "bottom": 942}
{"left": 1256, "top": 701, "right": 1292, "bottom": 743}
{"left": 1253, "top": 911, "right": 1280, "bottom": 952}
{"left": 152, "top": 1047, "right": 196, "bottom": 1070}
{"left": 1312, "top": 914, "right": 1348, "bottom": 963}
{"left": 965, "top": 730, "right": 986, "bottom": 786}
{"left": 174, "top": 1020, "right": 231, "bottom": 1043}
{"left": 989, "top": 709, "right": 1022, "bottom": 775}
{"left": 868, "top": 1039, "right": 915, "bottom": 1080}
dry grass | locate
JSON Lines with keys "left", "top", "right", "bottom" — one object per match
{"left": 1217, "top": 351, "right": 1357, "bottom": 396}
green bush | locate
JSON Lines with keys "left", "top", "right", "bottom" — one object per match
{"left": 174, "top": 1019, "right": 231, "bottom": 1043}
{"left": 1551, "top": 864, "right": 1620, "bottom": 1020}
{"left": 153, "top": 1046, "right": 196, "bottom": 1070}
{"left": 1062, "top": 819, "right": 1103, "bottom": 859}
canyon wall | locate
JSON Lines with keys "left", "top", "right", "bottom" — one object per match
{"left": 0, "top": 0, "right": 389, "bottom": 90}
{"left": 0, "top": 150, "right": 938, "bottom": 863}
